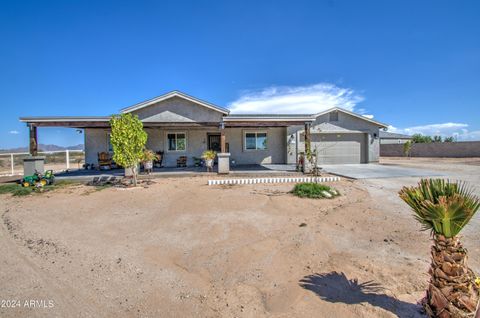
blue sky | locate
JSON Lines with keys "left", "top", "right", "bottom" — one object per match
{"left": 1, "top": 0, "right": 479, "bottom": 148}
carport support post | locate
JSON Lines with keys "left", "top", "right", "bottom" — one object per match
{"left": 24, "top": 123, "right": 45, "bottom": 176}
{"left": 220, "top": 130, "right": 226, "bottom": 153}
{"left": 304, "top": 122, "right": 311, "bottom": 155}
{"left": 29, "top": 124, "right": 38, "bottom": 156}
{"left": 303, "top": 122, "right": 312, "bottom": 173}
{"left": 217, "top": 122, "right": 230, "bottom": 174}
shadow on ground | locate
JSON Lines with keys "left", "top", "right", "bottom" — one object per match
{"left": 299, "top": 272, "right": 424, "bottom": 318}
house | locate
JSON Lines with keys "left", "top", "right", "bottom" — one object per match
{"left": 379, "top": 131, "right": 412, "bottom": 144}
{"left": 19, "top": 91, "right": 387, "bottom": 171}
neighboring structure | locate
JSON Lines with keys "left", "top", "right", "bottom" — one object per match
{"left": 20, "top": 91, "right": 387, "bottom": 169}
{"left": 379, "top": 131, "right": 412, "bottom": 144}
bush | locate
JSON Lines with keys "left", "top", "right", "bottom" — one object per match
{"left": 12, "top": 187, "right": 33, "bottom": 196}
{"left": 0, "top": 184, "right": 21, "bottom": 194}
{"left": 292, "top": 182, "right": 339, "bottom": 199}
{"left": 0, "top": 180, "right": 79, "bottom": 197}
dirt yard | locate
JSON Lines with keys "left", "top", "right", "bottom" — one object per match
{"left": 1, "top": 158, "right": 479, "bottom": 317}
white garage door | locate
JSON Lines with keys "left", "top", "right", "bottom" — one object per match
{"left": 311, "top": 133, "right": 366, "bottom": 164}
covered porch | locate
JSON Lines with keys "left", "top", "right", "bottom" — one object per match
{"left": 53, "top": 164, "right": 298, "bottom": 181}
{"left": 19, "top": 115, "right": 314, "bottom": 175}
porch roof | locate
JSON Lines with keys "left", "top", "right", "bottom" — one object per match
{"left": 20, "top": 114, "right": 314, "bottom": 128}
{"left": 19, "top": 116, "right": 111, "bottom": 128}
{"left": 223, "top": 114, "right": 314, "bottom": 127}
{"left": 19, "top": 116, "right": 223, "bottom": 128}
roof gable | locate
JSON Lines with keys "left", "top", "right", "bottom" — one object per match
{"left": 313, "top": 107, "right": 388, "bottom": 128}
{"left": 120, "top": 90, "right": 230, "bottom": 115}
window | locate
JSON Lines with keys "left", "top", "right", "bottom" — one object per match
{"left": 245, "top": 132, "right": 267, "bottom": 150}
{"left": 329, "top": 111, "right": 338, "bottom": 122}
{"left": 107, "top": 133, "right": 113, "bottom": 152}
{"left": 167, "top": 132, "right": 186, "bottom": 151}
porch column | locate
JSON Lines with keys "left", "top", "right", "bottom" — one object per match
{"left": 29, "top": 124, "right": 38, "bottom": 156}
{"left": 302, "top": 122, "right": 312, "bottom": 174}
{"left": 217, "top": 122, "right": 230, "bottom": 174}
{"left": 220, "top": 130, "right": 226, "bottom": 153}
{"left": 24, "top": 123, "right": 45, "bottom": 176}
{"left": 304, "top": 122, "right": 311, "bottom": 154}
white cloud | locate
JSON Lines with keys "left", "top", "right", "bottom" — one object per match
{"left": 362, "top": 114, "right": 374, "bottom": 119}
{"left": 8, "top": 130, "right": 19, "bottom": 135}
{"left": 228, "top": 83, "right": 364, "bottom": 114}
{"left": 387, "top": 123, "right": 480, "bottom": 141}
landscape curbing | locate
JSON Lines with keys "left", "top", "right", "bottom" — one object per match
{"left": 207, "top": 176, "right": 340, "bottom": 186}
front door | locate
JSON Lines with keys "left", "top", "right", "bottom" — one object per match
{"left": 208, "top": 134, "right": 221, "bottom": 152}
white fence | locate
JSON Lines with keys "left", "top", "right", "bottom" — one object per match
{"left": 0, "top": 150, "right": 85, "bottom": 176}
{"left": 208, "top": 176, "right": 341, "bottom": 186}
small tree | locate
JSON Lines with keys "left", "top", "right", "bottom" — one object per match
{"left": 110, "top": 113, "right": 147, "bottom": 186}
{"left": 444, "top": 136, "right": 455, "bottom": 143}
{"left": 433, "top": 135, "right": 442, "bottom": 142}
{"left": 399, "top": 179, "right": 480, "bottom": 317}
{"left": 412, "top": 134, "right": 433, "bottom": 143}
{"left": 403, "top": 140, "right": 412, "bottom": 158}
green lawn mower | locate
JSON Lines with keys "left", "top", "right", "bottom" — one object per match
{"left": 21, "top": 170, "right": 55, "bottom": 187}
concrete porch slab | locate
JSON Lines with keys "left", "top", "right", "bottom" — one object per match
{"left": 52, "top": 164, "right": 300, "bottom": 181}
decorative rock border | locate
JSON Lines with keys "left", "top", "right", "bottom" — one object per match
{"left": 207, "top": 176, "right": 340, "bottom": 186}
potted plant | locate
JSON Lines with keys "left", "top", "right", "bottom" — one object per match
{"left": 202, "top": 150, "right": 216, "bottom": 172}
{"left": 142, "top": 149, "right": 159, "bottom": 174}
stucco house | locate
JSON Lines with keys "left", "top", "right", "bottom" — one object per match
{"left": 20, "top": 91, "right": 387, "bottom": 170}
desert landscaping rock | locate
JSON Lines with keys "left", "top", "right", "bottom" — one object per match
{"left": 321, "top": 191, "right": 333, "bottom": 198}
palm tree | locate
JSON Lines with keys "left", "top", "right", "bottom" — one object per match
{"left": 399, "top": 179, "right": 480, "bottom": 317}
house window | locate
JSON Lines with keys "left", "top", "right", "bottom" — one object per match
{"left": 244, "top": 132, "right": 267, "bottom": 150}
{"left": 167, "top": 132, "right": 187, "bottom": 151}
{"left": 329, "top": 112, "right": 339, "bottom": 122}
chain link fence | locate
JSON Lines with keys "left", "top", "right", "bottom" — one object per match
{"left": 0, "top": 150, "right": 85, "bottom": 176}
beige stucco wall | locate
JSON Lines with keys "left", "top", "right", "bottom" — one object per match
{"left": 131, "top": 96, "right": 224, "bottom": 123}
{"left": 225, "top": 127, "right": 287, "bottom": 165}
{"left": 84, "top": 128, "right": 110, "bottom": 165}
{"left": 144, "top": 127, "right": 218, "bottom": 167}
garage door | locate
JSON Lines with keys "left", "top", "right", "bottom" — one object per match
{"left": 311, "top": 133, "right": 366, "bottom": 164}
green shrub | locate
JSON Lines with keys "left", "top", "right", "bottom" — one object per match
{"left": 0, "top": 184, "right": 21, "bottom": 194}
{"left": 292, "top": 182, "right": 339, "bottom": 199}
{"left": 0, "top": 180, "right": 79, "bottom": 196}
{"left": 12, "top": 187, "right": 33, "bottom": 196}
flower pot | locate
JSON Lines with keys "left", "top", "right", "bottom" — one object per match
{"left": 205, "top": 159, "right": 214, "bottom": 168}
{"left": 144, "top": 161, "right": 153, "bottom": 170}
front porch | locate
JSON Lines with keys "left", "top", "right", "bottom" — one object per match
{"left": 54, "top": 164, "right": 299, "bottom": 181}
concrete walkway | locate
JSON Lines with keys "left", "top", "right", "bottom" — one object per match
{"left": 319, "top": 163, "right": 445, "bottom": 179}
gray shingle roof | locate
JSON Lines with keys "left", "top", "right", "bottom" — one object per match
{"left": 379, "top": 131, "right": 412, "bottom": 139}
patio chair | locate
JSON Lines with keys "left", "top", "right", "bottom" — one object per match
{"left": 193, "top": 157, "right": 202, "bottom": 167}
{"left": 154, "top": 151, "right": 164, "bottom": 168}
{"left": 176, "top": 156, "right": 187, "bottom": 168}
{"left": 98, "top": 152, "right": 112, "bottom": 170}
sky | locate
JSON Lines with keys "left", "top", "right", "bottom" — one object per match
{"left": 1, "top": 0, "right": 479, "bottom": 148}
